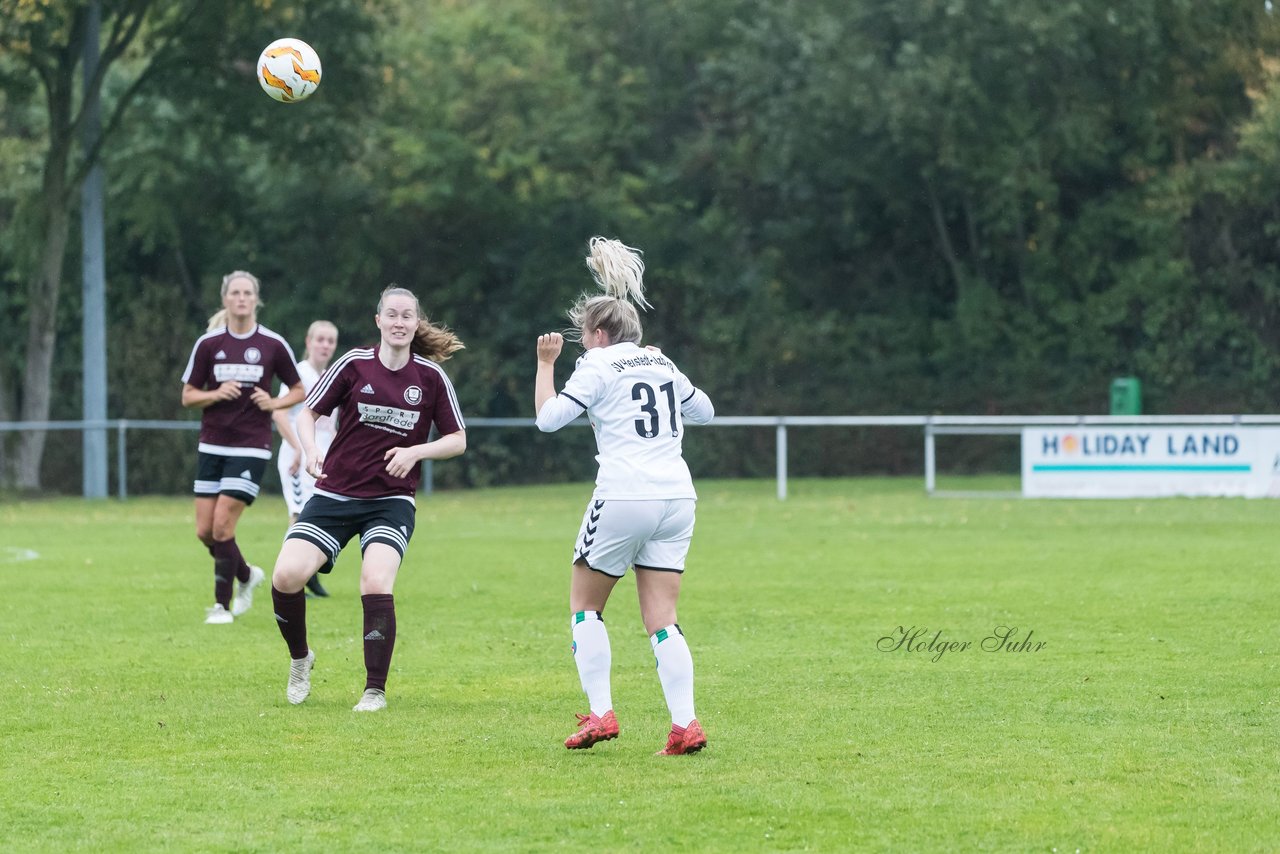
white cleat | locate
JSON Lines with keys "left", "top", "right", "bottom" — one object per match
{"left": 352, "top": 688, "right": 387, "bottom": 712}
{"left": 287, "top": 650, "right": 315, "bottom": 705}
{"left": 231, "top": 565, "right": 265, "bottom": 617}
{"left": 204, "top": 604, "right": 234, "bottom": 624}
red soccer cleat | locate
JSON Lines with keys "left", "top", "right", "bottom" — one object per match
{"left": 656, "top": 719, "right": 707, "bottom": 756}
{"left": 564, "top": 710, "right": 619, "bottom": 749}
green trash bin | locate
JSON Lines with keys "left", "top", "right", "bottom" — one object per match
{"left": 1110, "top": 377, "right": 1142, "bottom": 415}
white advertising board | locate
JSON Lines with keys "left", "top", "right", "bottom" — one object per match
{"left": 1022, "top": 426, "right": 1280, "bottom": 497}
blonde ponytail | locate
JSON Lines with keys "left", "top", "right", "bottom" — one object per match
{"left": 584, "top": 236, "right": 651, "bottom": 309}
{"left": 566, "top": 236, "right": 650, "bottom": 344}
{"left": 206, "top": 309, "right": 228, "bottom": 331}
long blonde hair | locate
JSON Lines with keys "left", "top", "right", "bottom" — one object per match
{"left": 206, "top": 270, "right": 262, "bottom": 331}
{"left": 378, "top": 286, "right": 464, "bottom": 363}
{"left": 566, "top": 237, "right": 650, "bottom": 344}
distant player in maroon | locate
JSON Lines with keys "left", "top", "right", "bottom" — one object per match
{"left": 181, "top": 271, "right": 304, "bottom": 626}
{"left": 269, "top": 286, "right": 467, "bottom": 712}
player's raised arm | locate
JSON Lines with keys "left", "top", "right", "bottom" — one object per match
{"left": 534, "top": 332, "right": 563, "bottom": 416}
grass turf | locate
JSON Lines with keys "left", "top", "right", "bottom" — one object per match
{"left": 1, "top": 478, "right": 1276, "bottom": 851}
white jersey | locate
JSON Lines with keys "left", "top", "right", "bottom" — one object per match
{"left": 278, "top": 360, "right": 336, "bottom": 445}
{"left": 537, "top": 342, "right": 714, "bottom": 499}
{"left": 277, "top": 359, "right": 337, "bottom": 516}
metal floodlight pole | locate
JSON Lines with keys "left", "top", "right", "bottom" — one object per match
{"left": 81, "top": 0, "right": 108, "bottom": 498}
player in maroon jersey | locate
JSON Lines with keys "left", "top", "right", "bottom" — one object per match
{"left": 181, "top": 271, "right": 305, "bottom": 625}
{"left": 269, "top": 286, "right": 467, "bottom": 712}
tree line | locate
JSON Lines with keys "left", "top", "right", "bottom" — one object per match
{"left": 2, "top": 0, "right": 1279, "bottom": 493}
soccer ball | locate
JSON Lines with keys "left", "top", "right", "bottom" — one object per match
{"left": 256, "top": 38, "right": 322, "bottom": 103}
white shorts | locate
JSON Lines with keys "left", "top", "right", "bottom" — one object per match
{"left": 278, "top": 444, "right": 316, "bottom": 516}
{"left": 277, "top": 434, "right": 333, "bottom": 516}
{"left": 572, "top": 498, "right": 696, "bottom": 578}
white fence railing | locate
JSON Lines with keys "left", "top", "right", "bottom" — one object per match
{"left": 6, "top": 415, "right": 1280, "bottom": 500}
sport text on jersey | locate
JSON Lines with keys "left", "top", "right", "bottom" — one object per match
{"left": 214, "top": 363, "right": 266, "bottom": 385}
{"left": 357, "top": 402, "right": 422, "bottom": 434}
{"left": 608, "top": 353, "right": 676, "bottom": 374}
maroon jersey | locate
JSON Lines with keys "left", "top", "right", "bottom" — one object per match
{"left": 305, "top": 346, "right": 465, "bottom": 500}
{"left": 182, "top": 324, "right": 301, "bottom": 458}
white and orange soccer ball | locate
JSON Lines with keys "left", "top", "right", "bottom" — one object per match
{"left": 256, "top": 38, "right": 322, "bottom": 103}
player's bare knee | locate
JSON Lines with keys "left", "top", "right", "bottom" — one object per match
{"left": 271, "top": 561, "right": 308, "bottom": 594}
{"left": 359, "top": 568, "right": 396, "bottom": 596}
{"left": 641, "top": 609, "right": 678, "bottom": 636}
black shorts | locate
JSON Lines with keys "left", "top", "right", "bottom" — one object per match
{"left": 193, "top": 452, "right": 268, "bottom": 505}
{"left": 285, "top": 495, "right": 417, "bottom": 574}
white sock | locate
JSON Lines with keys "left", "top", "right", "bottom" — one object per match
{"left": 651, "top": 624, "right": 695, "bottom": 727}
{"left": 571, "top": 611, "right": 612, "bottom": 716}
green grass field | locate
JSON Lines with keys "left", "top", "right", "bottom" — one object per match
{"left": 1, "top": 478, "right": 1277, "bottom": 851}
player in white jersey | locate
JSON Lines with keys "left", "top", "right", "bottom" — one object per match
{"left": 273, "top": 320, "right": 339, "bottom": 597}
{"left": 535, "top": 236, "right": 715, "bottom": 755}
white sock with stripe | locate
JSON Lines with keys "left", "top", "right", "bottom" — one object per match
{"left": 571, "top": 611, "right": 612, "bottom": 716}
{"left": 651, "top": 624, "right": 695, "bottom": 727}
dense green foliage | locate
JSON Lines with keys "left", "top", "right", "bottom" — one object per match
{"left": 2, "top": 481, "right": 1278, "bottom": 848}
{"left": 3, "top": 1, "right": 1280, "bottom": 491}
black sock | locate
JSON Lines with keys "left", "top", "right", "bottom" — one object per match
{"left": 361, "top": 594, "right": 396, "bottom": 692}
{"left": 212, "top": 538, "right": 252, "bottom": 587}
{"left": 272, "top": 586, "right": 309, "bottom": 659}
{"left": 228, "top": 537, "right": 251, "bottom": 584}
{"left": 211, "top": 541, "right": 235, "bottom": 607}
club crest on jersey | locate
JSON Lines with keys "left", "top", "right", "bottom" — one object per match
{"left": 404, "top": 386, "right": 423, "bottom": 405}
{"left": 244, "top": 347, "right": 262, "bottom": 364}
